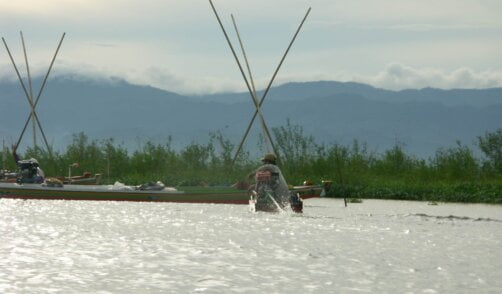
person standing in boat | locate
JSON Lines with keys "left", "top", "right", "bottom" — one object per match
{"left": 252, "top": 153, "right": 291, "bottom": 211}
{"left": 12, "top": 145, "right": 45, "bottom": 184}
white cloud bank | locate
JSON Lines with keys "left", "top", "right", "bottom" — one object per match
{"left": 358, "top": 63, "right": 502, "bottom": 90}
{"left": 58, "top": 62, "right": 502, "bottom": 93}
{"left": 127, "top": 63, "right": 502, "bottom": 93}
{"left": 1, "top": 61, "right": 501, "bottom": 94}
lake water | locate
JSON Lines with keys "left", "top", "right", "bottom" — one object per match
{"left": 1, "top": 198, "right": 501, "bottom": 293}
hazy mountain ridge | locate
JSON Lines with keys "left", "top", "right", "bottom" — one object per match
{"left": 194, "top": 80, "right": 502, "bottom": 107}
{"left": 1, "top": 76, "right": 501, "bottom": 157}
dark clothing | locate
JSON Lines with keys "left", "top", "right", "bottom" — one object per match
{"left": 12, "top": 149, "right": 44, "bottom": 184}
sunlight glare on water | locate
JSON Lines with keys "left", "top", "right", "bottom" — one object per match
{"left": 1, "top": 198, "right": 501, "bottom": 293}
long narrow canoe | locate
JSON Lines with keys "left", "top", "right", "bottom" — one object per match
{"left": 0, "top": 182, "right": 323, "bottom": 204}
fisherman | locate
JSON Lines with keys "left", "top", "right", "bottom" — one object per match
{"left": 251, "top": 153, "right": 292, "bottom": 212}
{"left": 12, "top": 145, "right": 45, "bottom": 184}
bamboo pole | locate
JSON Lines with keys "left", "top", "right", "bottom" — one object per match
{"left": 230, "top": 14, "right": 276, "bottom": 154}
{"left": 208, "top": 0, "right": 278, "bottom": 162}
{"left": 15, "top": 33, "right": 65, "bottom": 158}
{"left": 2, "top": 33, "right": 64, "bottom": 158}
{"left": 230, "top": 7, "right": 311, "bottom": 164}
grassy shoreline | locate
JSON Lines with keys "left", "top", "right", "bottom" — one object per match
{"left": 325, "top": 181, "right": 502, "bottom": 204}
{"left": 2, "top": 126, "right": 501, "bottom": 204}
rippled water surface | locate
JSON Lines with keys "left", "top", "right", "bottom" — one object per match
{"left": 1, "top": 198, "right": 501, "bottom": 293}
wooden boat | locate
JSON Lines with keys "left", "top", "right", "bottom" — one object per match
{"left": 56, "top": 172, "right": 102, "bottom": 185}
{"left": 0, "top": 182, "right": 324, "bottom": 204}
{"left": 1, "top": 171, "right": 102, "bottom": 185}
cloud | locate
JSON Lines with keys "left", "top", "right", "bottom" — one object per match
{"left": 119, "top": 66, "right": 243, "bottom": 94}
{"left": 31, "top": 61, "right": 242, "bottom": 95}
{"left": 2, "top": 59, "right": 502, "bottom": 94}
{"left": 239, "top": 63, "right": 502, "bottom": 92}
{"left": 361, "top": 63, "right": 502, "bottom": 90}
{"left": 5, "top": 0, "right": 499, "bottom": 36}
{"left": 75, "top": 62, "right": 502, "bottom": 92}
{"left": 92, "top": 43, "right": 117, "bottom": 48}
{"left": 0, "top": 63, "right": 18, "bottom": 82}
{"left": 2, "top": 1, "right": 501, "bottom": 94}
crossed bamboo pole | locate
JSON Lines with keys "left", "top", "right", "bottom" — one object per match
{"left": 2, "top": 32, "right": 65, "bottom": 158}
{"left": 230, "top": 14, "right": 275, "bottom": 155}
{"left": 208, "top": 0, "right": 311, "bottom": 165}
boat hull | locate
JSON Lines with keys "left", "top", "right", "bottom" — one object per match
{"left": 0, "top": 183, "right": 322, "bottom": 204}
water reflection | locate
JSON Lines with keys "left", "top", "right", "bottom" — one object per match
{"left": 1, "top": 198, "right": 501, "bottom": 293}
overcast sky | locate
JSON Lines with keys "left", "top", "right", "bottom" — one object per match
{"left": 1, "top": 0, "right": 501, "bottom": 94}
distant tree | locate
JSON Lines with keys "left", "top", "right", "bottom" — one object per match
{"left": 209, "top": 131, "right": 235, "bottom": 168}
{"left": 272, "top": 119, "right": 318, "bottom": 166}
{"left": 1, "top": 145, "right": 16, "bottom": 170}
{"left": 477, "top": 128, "right": 502, "bottom": 173}
{"left": 181, "top": 142, "right": 214, "bottom": 170}
{"left": 376, "top": 142, "right": 416, "bottom": 176}
{"left": 432, "top": 141, "right": 479, "bottom": 180}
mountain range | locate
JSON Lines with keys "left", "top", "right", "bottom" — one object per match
{"left": 1, "top": 75, "right": 501, "bottom": 158}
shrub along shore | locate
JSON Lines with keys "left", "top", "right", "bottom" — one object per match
{"left": 2, "top": 124, "right": 501, "bottom": 204}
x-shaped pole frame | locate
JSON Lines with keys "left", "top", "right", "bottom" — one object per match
{"left": 2, "top": 32, "right": 65, "bottom": 158}
{"left": 209, "top": 0, "right": 277, "bottom": 160}
{"left": 209, "top": 0, "right": 311, "bottom": 165}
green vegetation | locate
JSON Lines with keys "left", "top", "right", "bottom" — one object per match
{"left": 2, "top": 126, "right": 501, "bottom": 204}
